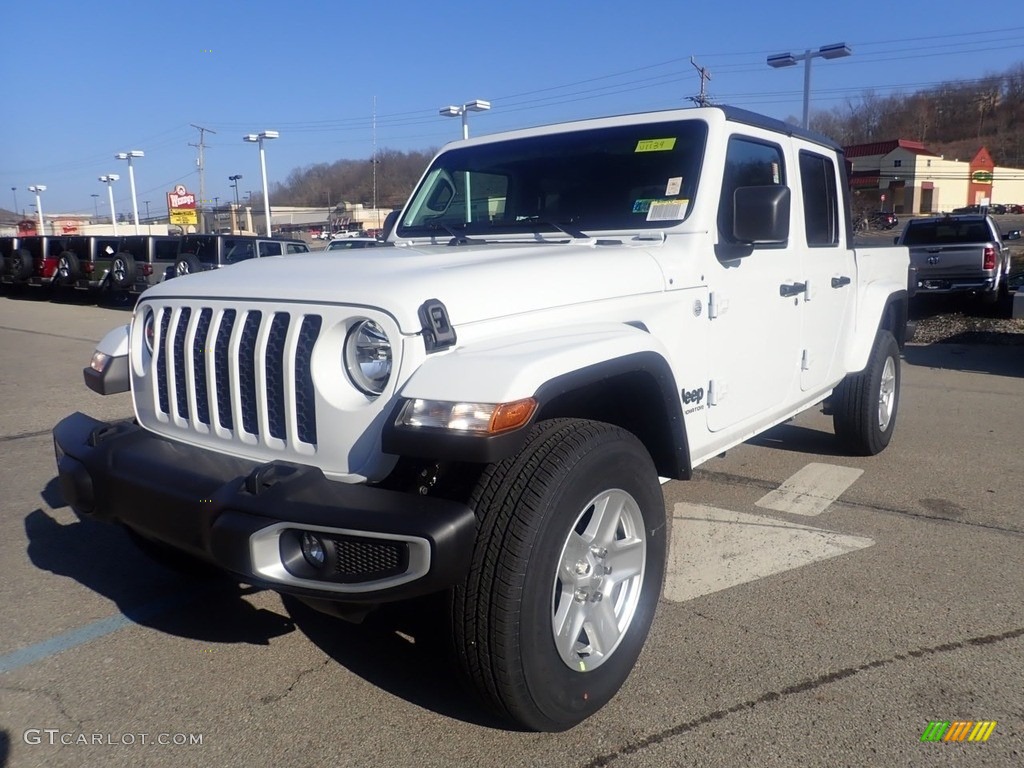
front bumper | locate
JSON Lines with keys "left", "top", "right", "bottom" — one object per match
{"left": 53, "top": 412, "right": 476, "bottom": 603}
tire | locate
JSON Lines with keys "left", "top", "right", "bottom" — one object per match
{"left": 109, "top": 252, "right": 135, "bottom": 290}
{"left": 174, "top": 254, "right": 201, "bottom": 277}
{"left": 11, "top": 248, "right": 34, "bottom": 280}
{"left": 832, "top": 330, "right": 900, "bottom": 455}
{"left": 452, "top": 418, "right": 666, "bottom": 731}
{"left": 55, "top": 251, "right": 81, "bottom": 285}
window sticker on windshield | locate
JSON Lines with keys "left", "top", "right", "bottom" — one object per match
{"left": 646, "top": 200, "right": 688, "bottom": 221}
{"left": 633, "top": 199, "right": 653, "bottom": 214}
{"left": 635, "top": 138, "right": 676, "bottom": 153}
{"left": 665, "top": 177, "right": 682, "bottom": 196}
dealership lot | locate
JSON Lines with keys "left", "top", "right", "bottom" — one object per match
{"left": 1, "top": 295, "right": 1022, "bottom": 767}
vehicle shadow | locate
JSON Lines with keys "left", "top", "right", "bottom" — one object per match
{"left": 903, "top": 343, "right": 1024, "bottom": 378}
{"left": 747, "top": 422, "right": 849, "bottom": 457}
{"left": 25, "top": 478, "right": 295, "bottom": 647}
{"left": 0, "top": 729, "right": 9, "bottom": 768}
{"left": 281, "top": 594, "right": 510, "bottom": 730}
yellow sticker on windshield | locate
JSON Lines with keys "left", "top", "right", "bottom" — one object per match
{"left": 635, "top": 138, "right": 676, "bottom": 153}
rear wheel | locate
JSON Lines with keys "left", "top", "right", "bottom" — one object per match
{"left": 452, "top": 418, "right": 666, "bottom": 731}
{"left": 832, "top": 330, "right": 900, "bottom": 455}
{"left": 11, "top": 248, "right": 34, "bottom": 280}
{"left": 55, "top": 251, "right": 81, "bottom": 285}
{"left": 174, "top": 254, "right": 201, "bottom": 277}
{"left": 109, "top": 252, "right": 135, "bottom": 290}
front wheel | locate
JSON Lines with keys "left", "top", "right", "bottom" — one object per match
{"left": 832, "top": 330, "right": 901, "bottom": 455}
{"left": 452, "top": 418, "right": 666, "bottom": 731}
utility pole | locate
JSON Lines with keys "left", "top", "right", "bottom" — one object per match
{"left": 190, "top": 123, "right": 216, "bottom": 232}
{"left": 687, "top": 57, "right": 713, "bottom": 107}
{"left": 372, "top": 95, "right": 379, "bottom": 230}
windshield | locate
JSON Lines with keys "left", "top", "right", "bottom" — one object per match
{"left": 397, "top": 119, "right": 707, "bottom": 238}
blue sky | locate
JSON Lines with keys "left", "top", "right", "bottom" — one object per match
{"left": 4, "top": 0, "right": 1023, "bottom": 216}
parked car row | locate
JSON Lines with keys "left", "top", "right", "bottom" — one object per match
{"left": 0, "top": 234, "right": 310, "bottom": 296}
{"left": 950, "top": 203, "right": 1023, "bottom": 215}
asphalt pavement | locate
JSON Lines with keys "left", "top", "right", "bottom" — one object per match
{"left": 0, "top": 292, "right": 1022, "bottom": 768}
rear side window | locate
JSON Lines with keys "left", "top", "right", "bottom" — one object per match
{"left": 223, "top": 240, "right": 256, "bottom": 263}
{"left": 286, "top": 243, "right": 309, "bottom": 253}
{"left": 154, "top": 240, "right": 179, "bottom": 261}
{"left": 259, "top": 241, "right": 282, "bottom": 257}
{"left": 718, "top": 136, "right": 785, "bottom": 243}
{"left": 799, "top": 150, "right": 839, "bottom": 247}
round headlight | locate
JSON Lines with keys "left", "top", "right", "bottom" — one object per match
{"left": 344, "top": 319, "right": 392, "bottom": 396}
{"left": 143, "top": 309, "right": 155, "bottom": 355}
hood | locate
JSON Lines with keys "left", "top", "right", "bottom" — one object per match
{"left": 144, "top": 241, "right": 667, "bottom": 333}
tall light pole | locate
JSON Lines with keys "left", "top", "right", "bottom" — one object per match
{"left": 98, "top": 175, "right": 120, "bottom": 235}
{"left": 27, "top": 185, "right": 46, "bottom": 235}
{"left": 438, "top": 99, "right": 490, "bottom": 140}
{"left": 115, "top": 150, "right": 145, "bottom": 234}
{"left": 10, "top": 187, "right": 17, "bottom": 215}
{"left": 90, "top": 193, "right": 100, "bottom": 219}
{"left": 229, "top": 174, "right": 242, "bottom": 207}
{"left": 767, "top": 43, "right": 851, "bottom": 129}
{"left": 243, "top": 131, "right": 278, "bottom": 237}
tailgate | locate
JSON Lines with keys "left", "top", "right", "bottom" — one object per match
{"left": 909, "top": 245, "right": 985, "bottom": 277}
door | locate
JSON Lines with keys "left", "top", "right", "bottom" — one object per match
{"left": 796, "top": 149, "right": 854, "bottom": 393}
{"left": 706, "top": 135, "right": 802, "bottom": 433}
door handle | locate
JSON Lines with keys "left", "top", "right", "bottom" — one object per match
{"left": 831, "top": 276, "right": 851, "bottom": 288}
{"left": 779, "top": 282, "right": 806, "bottom": 297}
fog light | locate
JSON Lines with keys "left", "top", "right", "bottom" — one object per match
{"left": 300, "top": 531, "right": 326, "bottom": 568}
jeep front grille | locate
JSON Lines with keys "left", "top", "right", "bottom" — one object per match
{"left": 150, "top": 305, "right": 322, "bottom": 446}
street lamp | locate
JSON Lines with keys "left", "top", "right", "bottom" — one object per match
{"left": 115, "top": 150, "right": 145, "bottom": 234}
{"left": 243, "top": 130, "right": 279, "bottom": 237}
{"left": 90, "top": 193, "right": 100, "bottom": 219}
{"left": 229, "top": 174, "right": 242, "bottom": 207}
{"left": 98, "top": 175, "right": 120, "bottom": 235}
{"left": 439, "top": 99, "right": 490, "bottom": 140}
{"left": 27, "top": 185, "right": 46, "bottom": 234}
{"left": 767, "top": 42, "right": 851, "bottom": 129}
{"left": 10, "top": 187, "right": 17, "bottom": 215}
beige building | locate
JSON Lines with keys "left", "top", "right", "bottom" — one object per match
{"left": 846, "top": 139, "right": 1024, "bottom": 214}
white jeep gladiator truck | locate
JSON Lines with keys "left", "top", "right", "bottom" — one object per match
{"left": 54, "top": 106, "right": 912, "bottom": 732}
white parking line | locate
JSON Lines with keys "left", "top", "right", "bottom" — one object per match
{"left": 755, "top": 462, "right": 864, "bottom": 517}
{"left": 664, "top": 503, "right": 874, "bottom": 602}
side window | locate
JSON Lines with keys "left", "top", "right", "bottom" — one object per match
{"left": 224, "top": 240, "right": 255, "bottom": 263}
{"left": 285, "top": 243, "right": 307, "bottom": 254}
{"left": 799, "top": 151, "right": 839, "bottom": 247}
{"left": 718, "top": 137, "right": 785, "bottom": 243}
{"left": 260, "top": 241, "right": 282, "bottom": 257}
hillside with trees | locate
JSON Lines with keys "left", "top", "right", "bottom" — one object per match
{"left": 269, "top": 64, "right": 1024, "bottom": 209}
{"left": 810, "top": 63, "right": 1024, "bottom": 165}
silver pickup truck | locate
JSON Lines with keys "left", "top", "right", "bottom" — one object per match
{"left": 896, "top": 214, "right": 1018, "bottom": 304}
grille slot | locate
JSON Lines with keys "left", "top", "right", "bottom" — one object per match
{"left": 266, "top": 313, "right": 290, "bottom": 440}
{"left": 172, "top": 307, "right": 192, "bottom": 419}
{"left": 332, "top": 536, "right": 407, "bottom": 583}
{"left": 150, "top": 304, "right": 322, "bottom": 447}
{"left": 238, "top": 311, "right": 262, "bottom": 435}
{"left": 192, "top": 309, "right": 213, "bottom": 425}
{"left": 214, "top": 310, "right": 237, "bottom": 430}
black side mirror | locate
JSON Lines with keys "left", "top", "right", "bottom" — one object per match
{"left": 733, "top": 186, "right": 790, "bottom": 244}
{"left": 1004, "top": 229, "right": 1021, "bottom": 241}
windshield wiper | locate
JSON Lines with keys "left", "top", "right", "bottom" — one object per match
{"left": 425, "top": 221, "right": 483, "bottom": 246}
{"left": 513, "top": 217, "right": 590, "bottom": 240}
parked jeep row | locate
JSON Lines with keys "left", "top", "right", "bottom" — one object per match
{"left": 0, "top": 234, "right": 310, "bottom": 296}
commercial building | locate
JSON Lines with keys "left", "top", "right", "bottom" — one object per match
{"left": 846, "top": 139, "right": 1024, "bottom": 214}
